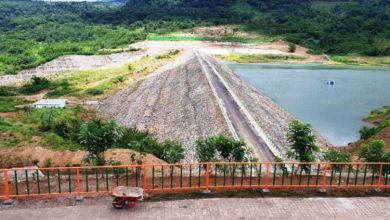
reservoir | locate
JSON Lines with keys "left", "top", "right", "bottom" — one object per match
{"left": 228, "top": 63, "right": 390, "bottom": 146}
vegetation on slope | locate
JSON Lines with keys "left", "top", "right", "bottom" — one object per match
{"left": 359, "top": 106, "right": 390, "bottom": 141}
{"left": 0, "top": 106, "right": 185, "bottom": 164}
{"left": 0, "top": 0, "right": 389, "bottom": 74}
{"left": 342, "top": 106, "right": 390, "bottom": 158}
{"left": 217, "top": 54, "right": 306, "bottom": 63}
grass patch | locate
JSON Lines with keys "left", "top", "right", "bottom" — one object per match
{"left": 6, "top": 107, "right": 95, "bottom": 151}
{"left": 365, "top": 106, "right": 390, "bottom": 121}
{"left": 330, "top": 55, "right": 390, "bottom": 67}
{"left": 41, "top": 132, "right": 82, "bottom": 151}
{"left": 44, "top": 50, "right": 181, "bottom": 98}
{"left": 0, "top": 86, "right": 18, "bottom": 96}
{"left": 0, "top": 116, "right": 32, "bottom": 134}
{"left": 0, "top": 98, "right": 31, "bottom": 112}
{"left": 147, "top": 34, "right": 278, "bottom": 44}
{"left": 218, "top": 54, "right": 306, "bottom": 63}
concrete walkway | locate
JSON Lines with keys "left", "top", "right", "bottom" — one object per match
{"left": 1, "top": 197, "right": 389, "bottom": 220}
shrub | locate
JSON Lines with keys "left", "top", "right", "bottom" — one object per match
{"left": 358, "top": 140, "right": 386, "bottom": 162}
{"left": 323, "top": 148, "right": 352, "bottom": 171}
{"left": 358, "top": 140, "right": 388, "bottom": 173}
{"left": 106, "top": 157, "right": 125, "bottom": 177}
{"left": 359, "top": 126, "right": 377, "bottom": 140}
{"left": 196, "top": 134, "right": 247, "bottom": 162}
{"left": 86, "top": 88, "right": 104, "bottom": 95}
{"left": 307, "top": 49, "right": 322, "bottom": 55}
{"left": 112, "top": 76, "right": 124, "bottom": 84}
{"left": 0, "top": 86, "right": 16, "bottom": 96}
{"left": 19, "top": 77, "right": 51, "bottom": 94}
{"left": 81, "top": 154, "right": 100, "bottom": 166}
{"left": 161, "top": 140, "right": 185, "bottom": 163}
{"left": 32, "top": 159, "right": 39, "bottom": 166}
{"left": 46, "top": 80, "right": 73, "bottom": 97}
{"left": 323, "top": 148, "right": 352, "bottom": 163}
{"left": 44, "top": 158, "right": 53, "bottom": 167}
{"left": 288, "top": 43, "right": 296, "bottom": 53}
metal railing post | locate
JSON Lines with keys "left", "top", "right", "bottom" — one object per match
{"left": 76, "top": 168, "right": 81, "bottom": 195}
{"left": 3, "top": 169, "right": 12, "bottom": 204}
{"left": 205, "top": 163, "right": 210, "bottom": 190}
{"left": 143, "top": 165, "right": 147, "bottom": 192}
{"left": 378, "top": 163, "right": 384, "bottom": 186}
{"left": 323, "top": 163, "right": 328, "bottom": 186}
{"left": 265, "top": 163, "right": 269, "bottom": 187}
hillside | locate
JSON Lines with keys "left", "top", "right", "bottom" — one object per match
{"left": 344, "top": 106, "right": 390, "bottom": 155}
{"left": 0, "top": 0, "right": 389, "bottom": 74}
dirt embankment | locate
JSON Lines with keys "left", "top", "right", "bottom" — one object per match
{"left": 0, "top": 147, "right": 165, "bottom": 169}
{"left": 98, "top": 53, "right": 230, "bottom": 162}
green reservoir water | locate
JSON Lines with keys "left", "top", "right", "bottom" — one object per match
{"left": 228, "top": 63, "right": 390, "bottom": 146}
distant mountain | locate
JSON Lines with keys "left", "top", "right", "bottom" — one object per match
{"left": 38, "top": 0, "right": 127, "bottom": 2}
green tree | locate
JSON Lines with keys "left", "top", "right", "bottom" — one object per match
{"left": 79, "top": 119, "right": 122, "bottom": 165}
{"left": 196, "top": 134, "right": 247, "bottom": 162}
{"left": 161, "top": 140, "right": 185, "bottom": 163}
{"left": 196, "top": 137, "right": 218, "bottom": 162}
{"left": 359, "top": 126, "right": 377, "bottom": 140}
{"left": 19, "top": 76, "right": 51, "bottom": 94}
{"left": 287, "top": 120, "right": 319, "bottom": 170}
{"left": 358, "top": 140, "right": 386, "bottom": 162}
{"left": 358, "top": 140, "right": 388, "bottom": 174}
{"left": 323, "top": 148, "right": 352, "bottom": 163}
{"left": 323, "top": 148, "right": 352, "bottom": 171}
{"left": 213, "top": 134, "right": 247, "bottom": 162}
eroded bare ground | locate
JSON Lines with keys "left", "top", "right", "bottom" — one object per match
{"left": 0, "top": 51, "right": 144, "bottom": 85}
{"left": 98, "top": 53, "right": 230, "bottom": 162}
{"left": 0, "top": 36, "right": 326, "bottom": 86}
{"left": 206, "top": 55, "right": 331, "bottom": 152}
{"left": 0, "top": 147, "right": 166, "bottom": 168}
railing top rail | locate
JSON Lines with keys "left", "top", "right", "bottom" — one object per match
{"left": 2, "top": 161, "right": 390, "bottom": 172}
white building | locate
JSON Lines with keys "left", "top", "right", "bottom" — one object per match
{"left": 33, "top": 99, "right": 67, "bottom": 108}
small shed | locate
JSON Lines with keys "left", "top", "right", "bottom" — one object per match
{"left": 33, "top": 99, "right": 67, "bottom": 108}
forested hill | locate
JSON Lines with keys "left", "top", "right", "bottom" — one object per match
{"left": 0, "top": 0, "right": 389, "bottom": 74}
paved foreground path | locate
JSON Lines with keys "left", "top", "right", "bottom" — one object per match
{"left": 1, "top": 197, "right": 389, "bottom": 220}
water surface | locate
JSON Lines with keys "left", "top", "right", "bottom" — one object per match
{"left": 228, "top": 63, "right": 390, "bottom": 146}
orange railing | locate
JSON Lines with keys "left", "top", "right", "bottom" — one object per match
{"left": 1, "top": 162, "right": 390, "bottom": 200}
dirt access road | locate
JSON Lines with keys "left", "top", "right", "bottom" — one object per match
{"left": 196, "top": 52, "right": 275, "bottom": 161}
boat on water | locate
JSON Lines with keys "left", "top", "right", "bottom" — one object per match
{"left": 326, "top": 80, "right": 336, "bottom": 85}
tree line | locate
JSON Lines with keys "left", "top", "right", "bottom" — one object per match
{"left": 1, "top": 0, "right": 388, "bottom": 74}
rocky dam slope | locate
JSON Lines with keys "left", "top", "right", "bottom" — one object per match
{"left": 99, "top": 52, "right": 331, "bottom": 162}
{"left": 99, "top": 54, "right": 230, "bottom": 161}
{"left": 206, "top": 54, "right": 331, "bottom": 153}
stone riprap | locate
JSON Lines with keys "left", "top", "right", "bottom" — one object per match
{"left": 207, "top": 54, "right": 331, "bottom": 153}
{"left": 98, "top": 54, "right": 230, "bottom": 162}
{"left": 99, "top": 52, "right": 331, "bottom": 162}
